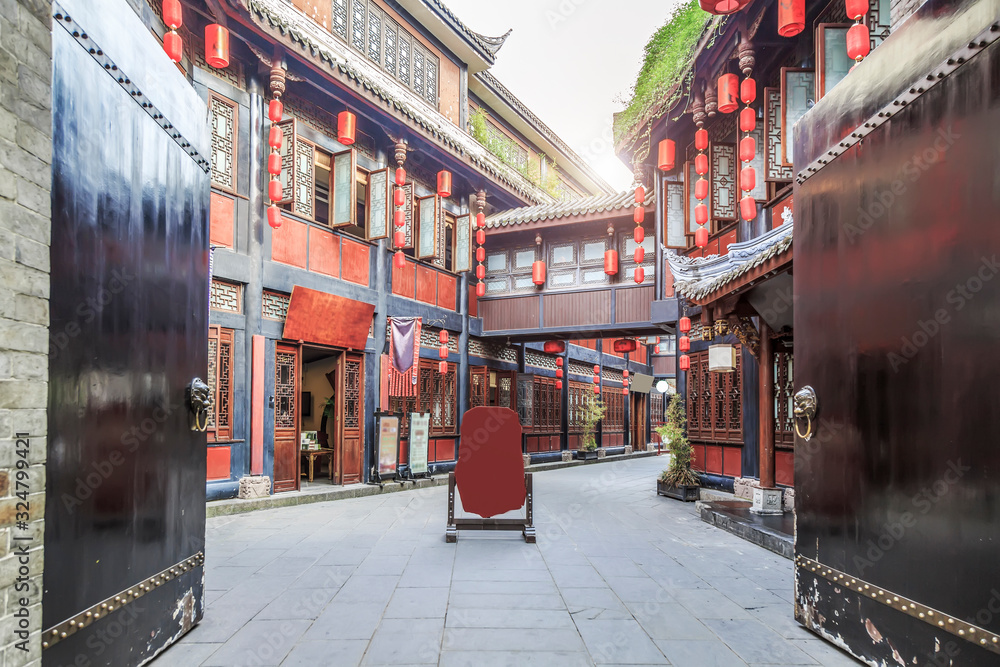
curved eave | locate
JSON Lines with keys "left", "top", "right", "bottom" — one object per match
{"left": 487, "top": 189, "right": 655, "bottom": 233}
{"left": 394, "top": 0, "right": 498, "bottom": 73}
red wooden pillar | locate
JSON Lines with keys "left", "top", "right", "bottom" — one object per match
{"left": 759, "top": 322, "right": 775, "bottom": 488}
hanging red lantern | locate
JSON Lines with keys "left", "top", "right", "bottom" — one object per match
{"left": 846, "top": 0, "right": 868, "bottom": 20}
{"left": 205, "top": 25, "right": 230, "bottom": 69}
{"left": 740, "top": 77, "right": 757, "bottom": 105}
{"left": 658, "top": 139, "right": 676, "bottom": 171}
{"left": 634, "top": 266, "right": 645, "bottom": 284}
{"left": 614, "top": 340, "right": 638, "bottom": 353}
{"left": 634, "top": 207, "right": 645, "bottom": 224}
{"left": 163, "top": 31, "right": 183, "bottom": 63}
{"left": 268, "top": 179, "right": 282, "bottom": 202}
{"left": 476, "top": 282, "right": 486, "bottom": 298}
{"left": 634, "top": 186, "right": 645, "bottom": 204}
{"left": 394, "top": 230, "right": 406, "bottom": 248}
{"left": 634, "top": 227, "right": 645, "bottom": 244}
{"left": 604, "top": 249, "right": 618, "bottom": 276}
{"left": 740, "top": 107, "right": 756, "bottom": 133}
{"left": 740, "top": 196, "right": 757, "bottom": 221}
{"left": 476, "top": 265, "right": 485, "bottom": 280}
{"left": 623, "top": 370, "right": 629, "bottom": 378}
{"left": 268, "top": 125, "right": 282, "bottom": 150}
{"left": 594, "top": 385, "right": 600, "bottom": 395}
{"left": 655, "top": 344, "right": 662, "bottom": 354}
{"left": 695, "top": 129, "right": 709, "bottom": 151}
{"left": 395, "top": 167, "right": 406, "bottom": 185}
{"left": 718, "top": 73, "right": 739, "bottom": 113}
{"left": 267, "top": 205, "right": 282, "bottom": 229}
{"left": 695, "top": 204, "right": 709, "bottom": 226}
{"left": 847, "top": 23, "right": 871, "bottom": 60}
{"left": 695, "top": 178, "right": 709, "bottom": 201}
{"left": 695, "top": 153, "right": 709, "bottom": 175}
{"left": 394, "top": 188, "right": 405, "bottom": 207}
{"left": 267, "top": 153, "right": 281, "bottom": 176}
{"left": 439, "top": 330, "right": 449, "bottom": 344}
{"left": 556, "top": 357, "right": 564, "bottom": 367}
{"left": 268, "top": 99, "right": 283, "bottom": 123}
{"left": 593, "top": 365, "right": 600, "bottom": 374}
{"left": 555, "top": 368, "right": 564, "bottom": 379}
{"left": 739, "top": 136, "right": 756, "bottom": 162}
{"left": 476, "top": 229, "right": 486, "bottom": 245}
{"left": 162, "top": 0, "right": 182, "bottom": 29}
{"left": 740, "top": 167, "right": 756, "bottom": 192}
{"left": 532, "top": 260, "right": 546, "bottom": 286}
{"left": 337, "top": 111, "right": 356, "bottom": 146}
{"left": 439, "top": 361, "right": 448, "bottom": 374}
{"left": 680, "top": 317, "right": 691, "bottom": 333}
{"left": 439, "top": 344, "right": 448, "bottom": 360}
{"left": 476, "top": 247, "right": 486, "bottom": 262}
{"left": 778, "top": 0, "right": 805, "bottom": 37}
{"left": 695, "top": 227, "right": 709, "bottom": 248}
{"left": 679, "top": 336, "right": 691, "bottom": 352}
{"left": 634, "top": 247, "right": 645, "bottom": 264}
{"left": 394, "top": 209, "right": 405, "bottom": 227}
{"left": 437, "top": 171, "right": 452, "bottom": 198}
{"left": 543, "top": 340, "right": 565, "bottom": 354}
{"left": 556, "top": 380, "right": 563, "bottom": 390}
{"left": 476, "top": 212, "right": 486, "bottom": 229}
{"left": 594, "top": 375, "right": 601, "bottom": 385}
{"left": 621, "top": 387, "right": 629, "bottom": 396}
{"left": 393, "top": 251, "right": 406, "bottom": 269}
{"left": 679, "top": 354, "right": 691, "bottom": 371}
{"left": 699, "top": 0, "right": 751, "bottom": 15}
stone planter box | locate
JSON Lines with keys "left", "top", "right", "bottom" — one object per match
{"left": 576, "top": 450, "right": 598, "bottom": 461}
{"left": 657, "top": 479, "right": 699, "bottom": 502}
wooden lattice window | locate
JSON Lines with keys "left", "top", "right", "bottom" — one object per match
{"left": 650, "top": 393, "right": 665, "bottom": 428}
{"left": 391, "top": 359, "right": 457, "bottom": 437}
{"left": 210, "top": 279, "right": 241, "bottom": 313}
{"left": 209, "top": 94, "right": 237, "bottom": 192}
{"left": 775, "top": 351, "right": 795, "bottom": 447}
{"left": 528, "top": 376, "right": 560, "bottom": 434}
{"left": 275, "top": 349, "right": 297, "bottom": 430}
{"left": 470, "top": 366, "right": 488, "bottom": 408}
{"left": 262, "top": 291, "right": 290, "bottom": 321}
{"left": 207, "top": 326, "right": 234, "bottom": 442}
{"left": 344, "top": 357, "right": 362, "bottom": 429}
{"left": 602, "top": 390, "right": 624, "bottom": 432}
{"left": 686, "top": 347, "right": 743, "bottom": 444}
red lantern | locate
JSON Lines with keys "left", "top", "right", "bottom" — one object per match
{"left": 439, "top": 330, "right": 449, "bottom": 344}
{"left": 739, "top": 136, "right": 756, "bottom": 162}
{"left": 679, "top": 336, "right": 691, "bottom": 352}
{"left": 695, "top": 204, "right": 709, "bottom": 226}
{"left": 476, "top": 212, "right": 486, "bottom": 229}
{"left": 699, "top": 0, "right": 751, "bottom": 15}
{"left": 437, "top": 171, "right": 452, "bottom": 198}
{"left": 634, "top": 267, "right": 645, "bottom": 284}
{"left": 205, "top": 25, "right": 230, "bottom": 69}
{"left": 614, "top": 339, "right": 638, "bottom": 353}
{"left": 740, "top": 196, "right": 757, "bottom": 221}
{"left": 476, "top": 265, "right": 485, "bottom": 280}
{"left": 163, "top": 31, "right": 182, "bottom": 63}
{"left": 394, "top": 209, "right": 405, "bottom": 227}
{"left": 556, "top": 380, "right": 563, "bottom": 390}
{"left": 679, "top": 354, "right": 691, "bottom": 371}
{"left": 718, "top": 73, "right": 739, "bottom": 113}
{"left": 268, "top": 125, "right": 282, "bottom": 150}
{"left": 476, "top": 282, "right": 486, "bottom": 298}
{"left": 394, "top": 188, "right": 405, "bottom": 207}
{"left": 532, "top": 260, "right": 546, "bottom": 286}
{"left": 543, "top": 340, "right": 565, "bottom": 354}
{"left": 633, "top": 207, "right": 645, "bottom": 224}
{"left": 556, "top": 357, "right": 564, "bottom": 367}
{"left": 394, "top": 230, "right": 406, "bottom": 248}
{"left": 338, "top": 111, "right": 356, "bottom": 146}
{"left": 476, "top": 229, "right": 486, "bottom": 245}
{"left": 740, "top": 77, "right": 757, "bottom": 105}
{"left": 680, "top": 317, "right": 691, "bottom": 333}
{"left": 658, "top": 139, "right": 676, "bottom": 171}
{"left": 634, "top": 227, "right": 645, "bottom": 244}
{"left": 556, "top": 368, "right": 564, "bottom": 379}
{"left": 268, "top": 99, "right": 283, "bottom": 123}
{"left": 395, "top": 167, "right": 406, "bottom": 186}
{"left": 594, "top": 375, "right": 601, "bottom": 385}
{"left": 622, "top": 388, "right": 629, "bottom": 396}
{"left": 695, "top": 227, "right": 709, "bottom": 248}
{"left": 778, "top": 0, "right": 805, "bottom": 37}
{"left": 846, "top": 0, "right": 868, "bottom": 20}
{"left": 634, "top": 186, "right": 645, "bottom": 204}
{"left": 268, "top": 153, "right": 281, "bottom": 176}
{"left": 162, "top": 0, "right": 182, "bottom": 29}
{"left": 740, "top": 107, "right": 756, "bottom": 133}
{"left": 268, "top": 179, "right": 282, "bottom": 202}
{"left": 695, "top": 128, "right": 709, "bottom": 151}
{"left": 604, "top": 249, "right": 618, "bottom": 276}
{"left": 740, "top": 167, "right": 756, "bottom": 192}
{"left": 623, "top": 370, "right": 629, "bottom": 378}
{"left": 439, "top": 361, "right": 448, "bottom": 374}
{"left": 847, "top": 23, "right": 871, "bottom": 60}
{"left": 476, "top": 247, "right": 486, "bottom": 262}
{"left": 593, "top": 385, "right": 600, "bottom": 395}
{"left": 695, "top": 153, "right": 709, "bottom": 175}
{"left": 695, "top": 178, "right": 709, "bottom": 201}
{"left": 594, "top": 365, "right": 600, "bottom": 374}
{"left": 393, "top": 251, "right": 406, "bottom": 269}
{"left": 267, "top": 205, "right": 282, "bottom": 229}
{"left": 439, "top": 344, "right": 448, "bottom": 360}
{"left": 634, "top": 247, "right": 645, "bottom": 264}
{"left": 655, "top": 344, "right": 662, "bottom": 354}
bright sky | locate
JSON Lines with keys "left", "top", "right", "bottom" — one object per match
{"left": 444, "top": 0, "right": 687, "bottom": 192}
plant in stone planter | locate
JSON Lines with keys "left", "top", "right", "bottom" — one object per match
{"left": 656, "top": 396, "right": 700, "bottom": 501}
{"left": 577, "top": 396, "right": 607, "bottom": 460}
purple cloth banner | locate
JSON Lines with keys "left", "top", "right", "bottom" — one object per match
{"left": 390, "top": 317, "right": 418, "bottom": 376}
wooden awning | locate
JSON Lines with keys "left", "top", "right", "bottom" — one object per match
{"left": 282, "top": 286, "right": 375, "bottom": 350}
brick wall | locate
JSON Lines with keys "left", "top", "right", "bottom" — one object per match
{"left": 890, "top": 0, "right": 923, "bottom": 30}
{"left": 0, "top": 0, "right": 52, "bottom": 665}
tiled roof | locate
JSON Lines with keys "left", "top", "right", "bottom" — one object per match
{"left": 667, "top": 222, "right": 793, "bottom": 301}
{"left": 473, "top": 28, "right": 513, "bottom": 57}
{"left": 486, "top": 189, "right": 655, "bottom": 228}
{"left": 422, "top": 0, "right": 509, "bottom": 61}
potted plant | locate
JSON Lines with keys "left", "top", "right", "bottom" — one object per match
{"left": 656, "top": 396, "right": 699, "bottom": 501}
{"left": 576, "top": 397, "right": 606, "bottom": 461}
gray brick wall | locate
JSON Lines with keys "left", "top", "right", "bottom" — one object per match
{"left": 0, "top": 0, "right": 51, "bottom": 665}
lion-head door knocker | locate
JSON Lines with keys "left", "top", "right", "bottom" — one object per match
{"left": 187, "top": 378, "right": 213, "bottom": 432}
{"left": 793, "top": 386, "right": 818, "bottom": 441}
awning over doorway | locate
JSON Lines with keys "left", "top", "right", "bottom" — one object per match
{"left": 282, "top": 286, "right": 375, "bottom": 350}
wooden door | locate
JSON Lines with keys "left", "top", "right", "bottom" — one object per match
{"left": 631, "top": 393, "right": 647, "bottom": 449}
{"left": 273, "top": 344, "right": 300, "bottom": 492}
{"left": 338, "top": 353, "right": 364, "bottom": 484}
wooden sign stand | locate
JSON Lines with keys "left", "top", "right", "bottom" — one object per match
{"left": 446, "top": 472, "right": 536, "bottom": 543}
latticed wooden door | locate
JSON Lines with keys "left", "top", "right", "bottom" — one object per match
{"left": 338, "top": 353, "right": 365, "bottom": 484}
{"left": 273, "top": 344, "right": 300, "bottom": 492}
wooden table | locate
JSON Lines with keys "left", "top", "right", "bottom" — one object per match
{"left": 300, "top": 448, "right": 334, "bottom": 482}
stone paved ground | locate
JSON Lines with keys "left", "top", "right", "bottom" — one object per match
{"left": 161, "top": 456, "right": 860, "bottom": 666}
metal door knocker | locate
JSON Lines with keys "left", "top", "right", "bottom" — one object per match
{"left": 187, "top": 378, "right": 213, "bottom": 432}
{"left": 793, "top": 386, "right": 818, "bottom": 441}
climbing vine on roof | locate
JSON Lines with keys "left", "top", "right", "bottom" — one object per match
{"left": 613, "top": 0, "right": 712, "bottom": 147}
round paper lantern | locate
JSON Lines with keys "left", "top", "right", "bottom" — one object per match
{"left": 267, "top": 153, "right": 281, "bottom": 176}
{"left": 544, "top": 342, "right": 565, "bottom": 356}
{"left": 439, "top": 330, "right": 449, "bottom": 344}
{"left": 268, "top": 126, "right": 282, "bottom": 150}
{"left": 394, "top": 209, "right": 405, "bottom": 227}
{"left": 604, "top": 249, "right": 618, "bottom": 276}
{"left": 439, "top": 361, "right": 448, "bottom": 374}
{"left": 437, "top": 171, "right": 452, "bottom": 198}
{"left": 594, "top": 385, "right": 600, "bottom": 395}
{"left": 476, "top": 265, "right": 485, "bottom": 280}
{"left": 695, "top": 178, "right": 709, "bottom": 201}
{"left": 740, "top": 196, "right": 757, "bottom": 221}
{"left": 634, "top": 266, "right": 645, "bottom": 284}
{"left": 532, "top": 261, "right": 546, "bottom": 286}
{"left": 699, "top": 0, "right": 751, "bottom": 14}
{"left": 395, "top": 167, "right": 406, "bottom": 186}
{"left": 268, "top": 179, "right": 282, "bottom": 202}
{"left": 679, "top": 317, "right": 691, "bottom": 333}
{"left": 655, "top": 344, "right": 662, "bottom": 354}
{"left": 162, "top": 0, "right": 182, "bottom": 29}
{"left": 695, "top": 153, "right": 709, "bottom": 175}
{"left": 634, "top": 227, "right": 645, "bottom": 244}
{"left": 634, "top": 186, "right": 646, "bottom": 204}
{"left": 623, "top": 370, "right": 629, "bottom": 378}
{"left": 695, "top": 204, "right": 709, "bottom": 226}
{"left": 740, "top": 77, "right": 757, "bottom": 105}
{"left": 740, "top": 167, "right": 756, "bottom": 192}
{"left": 634, "top": 246, "right": 645, "bottom": 264}
{"left": 556, "top": 380, "right": 563, "bottom": 390}
{"left": 338, "top": 111, "right": 356, "bottom": 146}
{"left": 847, "top": 23, "right": 871, "bottom": 60}
{"left": 740, "top": 107, "right": 756, "bottom": 133}
{"left": 394, "top": 188, "right": 405, "bottom": 207}
{"left": 658, "top": 139, "right": 676, "bottom": 171}
{"left": 394, "top": 230, "right": 406, "bottom": 248}
{"left": 476, "top": 282, "right": 486, "bottom": 298}
{"left": 268, "top": 99, "right": 283, "bottom": 123}
{"left": 718, "top": 73, "right": 739, "bottom": 113}
{"left": 739, "top": 136, "right": 756, "bottom": 162}
{"left": 204, "top": 25, "right": 230, "bottom": 69}
{"left": 846, "top": 0, "right": 868, "bottom": 20}
{"left": 163, "top": 31, "right": 182, "bottom": 63}
{"left": 393, "top": 251, "right": 406, "bottom": 268}
{"left": 778, "top": 0, "right": 805, "bottom": 37}
{"left": 594, "top": 375, "right": 601, "bottom": 385}
{"left": 476, "top": 212, "right": 486, "bottom": 228}
{"left": 556, "top": 357, "right": 564, "bottom": 367}
{"left": 679, "top": 336, "right": 691, "bottom": 352}
{"left": 556, "top": 368, "right": 564, "bottom": 379}
{"left": 679, "top": 354, "right": 691, "bottom": 371}
{"left": 476, "top": 229, "right": 486, "bottom": 245}
{"left": 695, "top": 226, "right": 709, "bottom": 248}
{"left": 594, "top": 365, "right": 600, "bottom": 374}
{"left": 267, "top": 205, "right": 281, "bottom": 229}
{"left": 439, "top": 345, "right": 448, "bottom": 360}
{"left": 634, "top": 207, "right": 645, "bottom": 224}
{"left": 476, "top": 247, "right": 486, "bottom": 262}
{"left": 695, "top": 129, "right": 709, "bottom": 151}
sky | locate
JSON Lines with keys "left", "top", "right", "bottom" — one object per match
{"left": 443, "top": 0, "right": 687, "bottom": 192}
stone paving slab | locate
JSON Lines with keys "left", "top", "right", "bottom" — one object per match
{"left": 163, "top": 456, "right": 862, "bottom": 666}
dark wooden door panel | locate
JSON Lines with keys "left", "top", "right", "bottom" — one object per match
{"left": 273, "top": 344, "right": 299, "bottom": 492}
